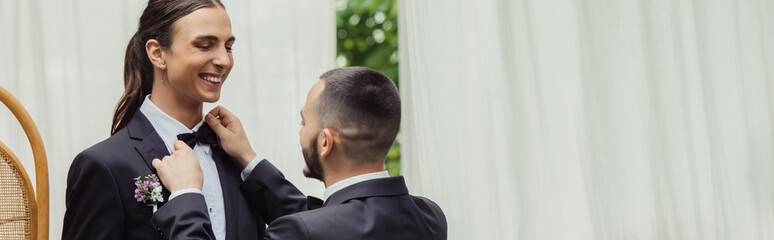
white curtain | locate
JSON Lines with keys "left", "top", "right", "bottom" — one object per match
{"left": 0, "top": 0, "right": 334, "bottom": 238}
{"left": 400, "top": 0, "right": 774, "bottom": 239}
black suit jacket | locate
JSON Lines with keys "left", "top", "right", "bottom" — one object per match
{"left": 63, "top": 110, "right": 265, "bottom": 240}
{"left": 152, "top": 160, "right": 448, "bottom": 240}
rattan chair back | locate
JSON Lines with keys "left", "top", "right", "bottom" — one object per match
{"left": 0, "top": 141, "right": 36, "bottom": 239}
{"left": 0, "top": 85, "right": 49, "bottom": 240}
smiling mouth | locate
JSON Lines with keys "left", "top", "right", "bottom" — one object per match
{"left": 199, "top": 74, "right": 222, "bottom": 84}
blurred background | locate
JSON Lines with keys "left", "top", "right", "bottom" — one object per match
{"left": 2, "top": 0, "right": 774, "bottom": 239}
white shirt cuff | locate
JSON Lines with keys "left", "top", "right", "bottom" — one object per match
{"left": 168, "top": 188, "right": 202, "bottom": 201}
{"left": 240, "top": 156, "right": 264, "bottom": 181}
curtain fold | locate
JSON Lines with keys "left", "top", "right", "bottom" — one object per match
{"left": 400, "top": 0, "right": 774, "bottom": 239}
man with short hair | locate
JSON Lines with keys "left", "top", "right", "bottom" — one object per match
{"left": 151, "top": 67, "right": 448, "bottom": 239}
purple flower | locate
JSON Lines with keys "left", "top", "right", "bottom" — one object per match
{"left": 134, "top": 188, "right": 145, "bottom": 202}
{"left": 133, "top": 174, "right": 164, "bottom": 211}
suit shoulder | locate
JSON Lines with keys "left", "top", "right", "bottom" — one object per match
{"left": 267, "top": 214, "right": 310, "bottom": 240}
{"left": 72, "top": 129, "right": 134, "bottom": 166}
{"left": 410, "top": 195, "right": 447, "bottom": 236}
{"left": 82, "top": 128, "right": 132, "bottom": 154}
{"left": 68, "top": 137, "right": 123, "bottom": 181}
{"left": 275, "top": 205, "right": 330, "bottom": 222}
{"left": 412, "top": 195, "right": 443, "bottom": 212}
{"left": 69, "top": 131, "right": 141, "bottom": 183}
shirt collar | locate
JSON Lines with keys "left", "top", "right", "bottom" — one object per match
{"left": 139, "top": 95, "right": 206, "bottom": 154}
{"left": 323, "top": 171, "right": 391, "bottom": 202}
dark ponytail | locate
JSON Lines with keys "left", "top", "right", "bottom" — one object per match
{"left": 111, "top": 0, "right": 225, "bottom": 135}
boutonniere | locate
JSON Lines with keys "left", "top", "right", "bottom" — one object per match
{"left": 133, "top": 174, "right": 164, "bottom": 213}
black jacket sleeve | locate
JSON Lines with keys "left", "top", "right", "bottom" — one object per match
{"left": 146, "top": 159, "right": 315, "bottom": 240}
{"left": 265, "top": 214, "right": 310, "bottom": 240}
{"left": 150, "top": 193, "right": 215, "bottom": 240}
{"left": 240, "top": 160, "right": 313, "bottom": 224}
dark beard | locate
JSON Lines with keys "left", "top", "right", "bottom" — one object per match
{"left": 302, "top": 137, "right": 325, "bottom": 181}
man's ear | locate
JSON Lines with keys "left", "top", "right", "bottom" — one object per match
{"left": 145, "top": 39, "right": 167, "bottom": 70}
{"left": 320, "top": 128, "right": 335, "bottom": 157}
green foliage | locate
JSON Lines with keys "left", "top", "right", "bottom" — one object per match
{"left": 384, "top": 135, "right": 401, "bottom": 176}
{"left": 336, "top": 0, "right": 401, "bottom": 176}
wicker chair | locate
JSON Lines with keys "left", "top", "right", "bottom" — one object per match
{"left": 0, "top": 85, "right": 49, "bottom": 240}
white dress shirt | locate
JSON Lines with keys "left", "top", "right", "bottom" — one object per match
{"left": 140, "top": 95, "right": 226, "bottom": 240}
{"left": 240, "top": 157, "right": 390, "bottom": 202}
{"left": 322, "top": 170, "right": 390, "bottom": 202}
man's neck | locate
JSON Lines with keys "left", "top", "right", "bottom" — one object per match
{"left": 323, "top": 164, "right": 385, "bottom": 188}
{"left": 149, "top": 91, "right": 203, "bottom": 129}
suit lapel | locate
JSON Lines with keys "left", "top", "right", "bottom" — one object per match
{"left": 135, "top": 136, "right": 169, "bottom": 174}
{"left": 212, "top": 147, "right": 239, "bottom": 240}
{"left": 127, "top": 110, "right": 173, "bottom": 206}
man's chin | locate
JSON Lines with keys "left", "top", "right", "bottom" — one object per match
{"left": 202, "top": 93, "right": 221, "bottom": 103}
{"left": 303, "top": 169, "right": 324, "bottom": 182}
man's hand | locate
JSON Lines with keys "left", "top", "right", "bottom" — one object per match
{"left": 152, "top": 141, "right": 203, "bottom": 193}
{"left": 206, "top": 106, "right": 257, "bottom": 168}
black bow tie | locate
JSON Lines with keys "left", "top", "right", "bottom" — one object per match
{"left": 176, "top": 124, "right": 218, "bottom": 148}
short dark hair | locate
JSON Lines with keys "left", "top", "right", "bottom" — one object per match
{"left": 316, "top": 67, "right": 400, "bottom": 163}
